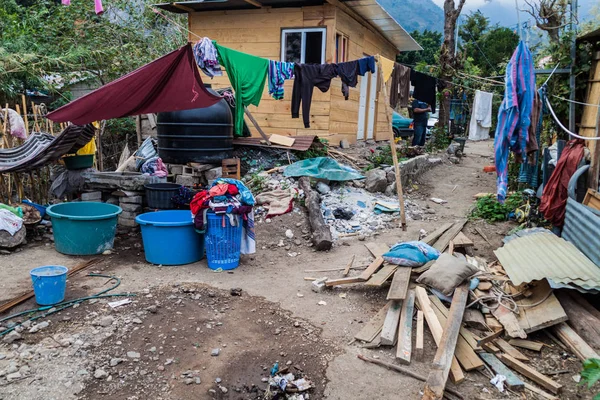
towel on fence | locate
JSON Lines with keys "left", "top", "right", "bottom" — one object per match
{"left": 255, "top": 188, "right": 296, "bottom": 218}
{"left": 468, "top": 90, "right": 493, "bottom": 141}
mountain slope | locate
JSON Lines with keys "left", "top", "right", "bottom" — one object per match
{"left": 378, "top": 0, "right": 444, "bottom": 33}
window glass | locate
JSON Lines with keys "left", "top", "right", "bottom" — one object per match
{"left": 305, "top": 31, "right": 323, "bottom": 64}
{"left": 281, "top": 28, "right": 326, "bottom": 64}
{"left": 284, "top": 32, "right": 302, "bottom": 64}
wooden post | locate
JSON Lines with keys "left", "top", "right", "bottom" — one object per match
{"left": 1, "top": 105, "right": 9, "bottom": 149}
{"left": 21, "top": 94, "right": 29, "bottom": 136}
{"left": 587, "top": 103, "right": 600, "bottom": 190}
{"left": 135, "top": 115, "right": 142, "bottom": 147}
{"left": 422, "top": 284, "right": 470, "bottom": 400}
{"left": 244, "top": 107, "right": 272, "bottom": 145}
{"left": 376, "top": 60, "right": 406, "bottom": 230}
{"left": 96, "top": 121, "right": 106, "bottom": 172}
{"left": 31, "top": 102, "right": 40, "bottom": 132}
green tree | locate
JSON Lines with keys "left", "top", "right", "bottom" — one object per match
{"left": 396, "top": 29, "right": 442, "bottom": 66}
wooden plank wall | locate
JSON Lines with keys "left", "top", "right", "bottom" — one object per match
{"left": 580, "top": 50, "right": 600, "bottom": 161}
{"left": 188, "top": 5, "right": 398, "bottom": 144}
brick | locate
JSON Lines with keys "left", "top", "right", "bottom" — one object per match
{"left": 120, "top": 203, "right": 142, "bottom": 213}
{"left": 119, "top": 195, "right": 143, "bottom": 205}
{"left": 204, "top": 167, "right": 222, "bottom": 181}
{"left": 81, "top": 191, "right": 102, "bottom": 201}
{"left": 118, "top": 216, "right": 137, "bottom": 227}
{"left": 120, "top": 211, "right": 140, "bottom": 220}
{"left": 176, "top": 175, "right": 199, "bottom": 187}
{"left": 311, "top": 277, "right": 329, "bottom": 293}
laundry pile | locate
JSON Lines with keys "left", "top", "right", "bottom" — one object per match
{"left": 190, "top": 178, "right": 255, "bottom": 254}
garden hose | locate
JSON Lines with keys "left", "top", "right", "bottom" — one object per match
{"left": 0, "top": 274, "right": 134, "bottom": 337}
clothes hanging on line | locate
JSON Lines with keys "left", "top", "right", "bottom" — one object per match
{"left": 389, "top": 63, "right": 411, "bottom": 108}
{"left": 468, "top": 90, "right": 493, "bottom": 141}
{"left": 494, "top": 41, "right": 535, "bottom": 202}
{"left": 526, "top": 89, "right": 541, "bottom": 161}
{"left": 335, "top": 60, "right": 359, "bottom": 100}
{"left": 214, "top": 43, "right": 269, "bottom": 137}
{"left": 410, "top": 70, "right": 437, "bottom": 110}
{"left": 268, "top": 61, "right": 295, "bottom": 100}
{"left": 358, "top": 56, "right": 376, "bottom": 76}
{"left": 193, "top": 38, "right": 223, "bottom": 78}
{"left": 379, "top": 56, "right": 395, "bottom": 83}
{"left": 291, "top": 63, "right": 338, "bottom": 128}
{"left": 519, "top": 88, "right": 546, "bottom": 188}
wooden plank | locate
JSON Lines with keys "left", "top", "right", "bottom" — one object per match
{"left": 480, "top": 353, "right": 525, "bottom": 391}
{"left": 343, "top": 255, "right": 355, "bottom": 276}
{"left": 416, "top": 310, "right": 424, "bottom": 361}
{"left": 494, "top": 338, "right": 529, "bottom": 362}
{"left": 268, "top": 133, "right": 295, "bottom": 147}
{"left": 364, "top": 242, "right": 389, "bottom": 257}
{"left": 429, "top": 297, "right": 484, "bottom": 371}
{"left": 463, "top": 308, "right": 487, "bottom": 331}
{"left": 508, "top": 339, "right": 544, "bottom": 352}
{"left": 386, "top": 267, "right": 411, "bottom": 300}
{"left": 429, "top": 296, "right": 480, "bottom": 352}
{"left": 552, "top": 322, "right": 600, "bottom": 361}
{"left": 414, "top": 287, "right": 465, "bottom": 384}
{"left": 422, "top": 284, "right": 470, "bottom": 399}
{"left": 421, "top": 223, "right": 453, "bottom": 245}
{"left": 482, "top": 342, "right": 501, "bottom": 353}
{"left": 476, "top": 329, "right": 504, "bottom": 347}
{"left": 497, "top": 354, "right": 562, "bottom": 394}
{"left": 432, "top": 220, "right": 468, "bottom": 252}
{"left": 380, "top": 300, "right": 402, "bottom": 346}
{"left": 477, "top": 281, "right": 492, "bottom": 291}
{"left": 359, "top": 256, "right": 384, "bottom": 280}
{"left": 583, "top": 189, "right": 600, "bottom": 210}
{"left": 244, "top": 107, "right": 271, "bottom": 144}
{"left": 412, "top": 260, "right": 435, "bottom": 274}
{"left": 516, "top": 281, "right": 567, "bottom": 333}
{"left": 325, "top": 276, "right": 363, "bottom": 286}
{"left": 524, "top": 382, "right": 559, "bottom": 400}
{"left": 396, "top": 290, "right": 415, "bottom": 364}
{"left": 452, "top": 232, "right": 474, "bottom": 247}
{"left": 355, "top": 302, "right": 392, "bottom": 342}
{"left": 485, "top": 316, "right": 503, "bottom": 333}
{"left": 555, "top": 290, "right": 600, "bottom": 350}
{"left": 365, "top": 264, "right": 398, "bottom": 286}
{"left": 492, "top": 306, "right": 527, "bottom": 339}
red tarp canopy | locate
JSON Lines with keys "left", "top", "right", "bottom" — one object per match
{"left": 47, "top": 44, "right": 221, "bottom": 124}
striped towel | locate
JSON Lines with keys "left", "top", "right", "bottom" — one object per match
{"left": 268, "top": 60, "right": 295, "bottom": 100}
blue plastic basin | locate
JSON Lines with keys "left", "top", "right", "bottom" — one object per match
{"left": 46, "top": 202, "right": 122, "bottom": 255}
{"left": 30, "top": 265, "right": 68, "bottom": 305}
{"left": 136, "top": 210, "right": 204, "bottom": 265}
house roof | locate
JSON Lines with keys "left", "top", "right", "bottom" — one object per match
{"left": 154, "top": 0, "right": 422, "bottom": 52}
{"left": 578, "top": 27, "right": 600, "bottom": 43}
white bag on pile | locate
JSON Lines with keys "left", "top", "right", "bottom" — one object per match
{"left": 0, "top": 209, "right": 23, "bottom": 236}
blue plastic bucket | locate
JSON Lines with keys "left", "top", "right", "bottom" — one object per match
{"left": 205, "top": 212, "right": 243, "bottom": 270}
{"left": 136, "top": 210, "right": 204, "bottom": 265}
{"left": 46, "top": 202, "right": 122, "bottom": 255}
{"left": 30, "top": 265, "right": 68, "bottom": 305}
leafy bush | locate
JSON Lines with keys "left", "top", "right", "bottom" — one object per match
{"left": 470, "top": 193, "right": 523, "bottom": 222}
{"left": 581, "top": 358, "right": 600, "bottom": 400}
{"left": 366, "top": 145, "right": 409, "bottom": 169}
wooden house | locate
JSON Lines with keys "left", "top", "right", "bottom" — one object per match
{"left": 156, "top": 0, "right": 421, "bottom": 144}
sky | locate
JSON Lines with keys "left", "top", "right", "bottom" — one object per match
{"left": 428, "top": 0, "right": 595, "bottom": 28}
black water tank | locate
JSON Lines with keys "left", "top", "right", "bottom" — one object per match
{"left": 157, "top": 86, "right": 234, "bottom": 164}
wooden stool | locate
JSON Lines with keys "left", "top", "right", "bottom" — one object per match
{"left": 222, "top": 158, "right": 241, "bottom": 180}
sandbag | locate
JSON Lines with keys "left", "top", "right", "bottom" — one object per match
{"left": 382, "top": 241, "right": 440, "bottom": 267}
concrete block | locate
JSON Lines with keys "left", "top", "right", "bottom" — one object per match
{"left": 120, "top": 203, "right": 142, "bottom": 213}
{"left": 120, "top": 211, "right": 140, "bottom": 220}
{"left": 340, "top": 139, "right": 350, "bottom": 149}
{"left": 182, "top": 166, "right": 194, "bottom": 177}
{"left": 119, "top": 195, "right": 143, "bottom": 205}
{"left": 118, "top": 216, "right": 137, "bottom": 227}
{"left": 311, "top": 277, "right": 329, "bottom": 293}
{"left": 204, "top": 167, "right": 222, "bottom": 182}
{"left": 81, "top": 191, "right": 102, "bottom": 201}
{"left": 176, "top": 175, "right": 199, "bottom": 187}
{"left": 106, "top": 196, "right": 120, "bottom": 205}
{"left": 169, "top": 164, "right": 184, "bottom": 175}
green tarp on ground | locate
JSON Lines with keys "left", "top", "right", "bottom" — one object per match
{"left": 283, "top": 157, "right": 364, "bottom": 181}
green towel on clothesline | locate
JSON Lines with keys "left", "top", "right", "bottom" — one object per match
{"left": 214, "top": 42, "right": 269, "bottom": 137}
{"left": 284, "top": 157, "right": 365, "bottom": 181}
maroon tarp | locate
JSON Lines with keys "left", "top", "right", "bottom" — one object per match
{"left": 47, "top": 44, "right": 221, "bottom": 124}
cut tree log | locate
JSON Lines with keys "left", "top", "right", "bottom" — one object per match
{"left": 396, "top": 290, "right": 415, "bottom": 364}
{"left": 415, "top": 287, "right": 465, "bottom": 384}
{"left": 422, "top": 284, "right": 470, "bottom": 400}
{"left": 552, "top": 322, "right": 600, "bottom": 361}
{"left": 555, "top": 290, "right": 600, "bottom": 351}
{"left": 380, "top": 300, "right": 403, "bottom": 346}
{"left": 497, "top": 354, "right": 562, "bottom": 394}
{"left": 298, "top": 177, "right": 332, "bottom": 251}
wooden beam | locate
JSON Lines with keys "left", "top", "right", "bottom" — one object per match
{"left": 387, "top": 267, "right": 412, "bottom": 300}
{"left": 243, "top": 0, "right": 262, "bottom": 7}
{"left": 171, "top": 2, "right": 195, "bottom": 12}
{"left": 476, "top": 329, "right": 504, "bottom": 347}
{"left": 508, "top": 339, "right": 544, "bottom": 352}
{"left": 422, "top": 284, "right": 470, "bottom": 400}
{"left": 355, "top": 302, "right": 392, "bottom": 342}
{"left": 380, "top": 300, "right": 402, "bottom": 346}
{"left": 587, "top": 98, "right": 600, "bottom": 190}
{"left": 396, "top": 290, "right": 415, "bottom": 364}
{"left": 552, "top": 322, "right": 600, "bottom": 361}
{"left": 497, "top": 354, "right": 562, "bottom": 394}
{"left": 555, "top": 290, "right": 600, "bottom": 350}
{"left": 421, "top": 223, "right": 453, "bottom": 246}
{"left": 432, "top": 220, "right": 467, "bottom": 252}
{"left": 414, "top": 287, "right": 465, "bottom": 384}
{"left": 479, "top": 353, "right": 525, "bottom": 391}
{"left": 325, "top": 276, "right": 363, "bottom": 287}
{"left": 365, "top": 264, "right": 397, "bottom": 286}
{"left": 343, "top": 255, "right": 355, "bottom": 276}
{"left": 359, "top": 256, "right": 384, "bottom": 280}
{"left": 523, "top": 382, "right": 559, "bottom": 400}
{"left": 244, "top": 107, "right": 271, "bottom": 145}
{"left": 364, "top": 242, "right": 389, "bottom": 258}
{"left": 494, "top": 338, "right": 529, "bottom": 362}
{"left": 416, "top": 310, "right": 424, "bottom": 361}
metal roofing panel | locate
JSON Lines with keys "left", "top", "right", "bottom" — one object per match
{"left": 494, "top": 231, "right": 600, "bottom": 292}
{"left": 562, "top": 197, "right": 600, "bottom": 267}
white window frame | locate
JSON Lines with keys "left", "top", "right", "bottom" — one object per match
{"left": 280, "top": 27, "right": 327, "bottom": 64}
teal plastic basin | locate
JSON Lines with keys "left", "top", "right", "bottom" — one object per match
{"left": 46, "top": 202, "right": 122, "bottom": 255}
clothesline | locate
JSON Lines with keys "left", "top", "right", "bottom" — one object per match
{"left": 551, "top": 94, "right": 600, "bottom": 108}
{"left": 545, "top": 96, "right": 600, "bottom": 140}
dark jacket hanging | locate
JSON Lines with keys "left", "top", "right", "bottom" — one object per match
{"left": 390, "top": 63, "right": 411, "bottom": 108}
{"left": 334, "top": 60, "right": 359, "bottom": 100}
{"left": 291, "top": 63, "right": 338, "bottom": 128}
{"left": 410, "top": 70, "right": 437, "bottom": 110}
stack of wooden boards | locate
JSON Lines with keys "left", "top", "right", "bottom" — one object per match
{"left": 317, "top": 223, "right": 600, "bottom": 400}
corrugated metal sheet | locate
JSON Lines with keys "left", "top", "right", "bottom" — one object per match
{"left": 0, "top": 124, "right": 95, "bottom": 173}
{"left": 233, "top": 135, "right": 318, "bottom": 151}
{"left": 562, "top": 197, "right": 600, "bottom": 267}
{"left": 494, "top": 231, "right": 600, "bottom": 292}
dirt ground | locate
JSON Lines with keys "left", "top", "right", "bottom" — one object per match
{"left": 0, "top": 140, "right": 592, "bottom": 399}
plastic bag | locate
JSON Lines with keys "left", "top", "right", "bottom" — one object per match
{"left": 382, "top": 241, "right": 440, "bottom": 267}
{"left": 0, "top": 209, "right": 23, "bottom": 236}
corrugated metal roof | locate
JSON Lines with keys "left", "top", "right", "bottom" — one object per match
{"left": 562, "top": 197, "right": 600, "bottom": 267}
{"left": 494, "top": 231, "right": 600, "bottom": 292}
{"left": 233, "top": 135, "right": 318, "bottom": 151}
